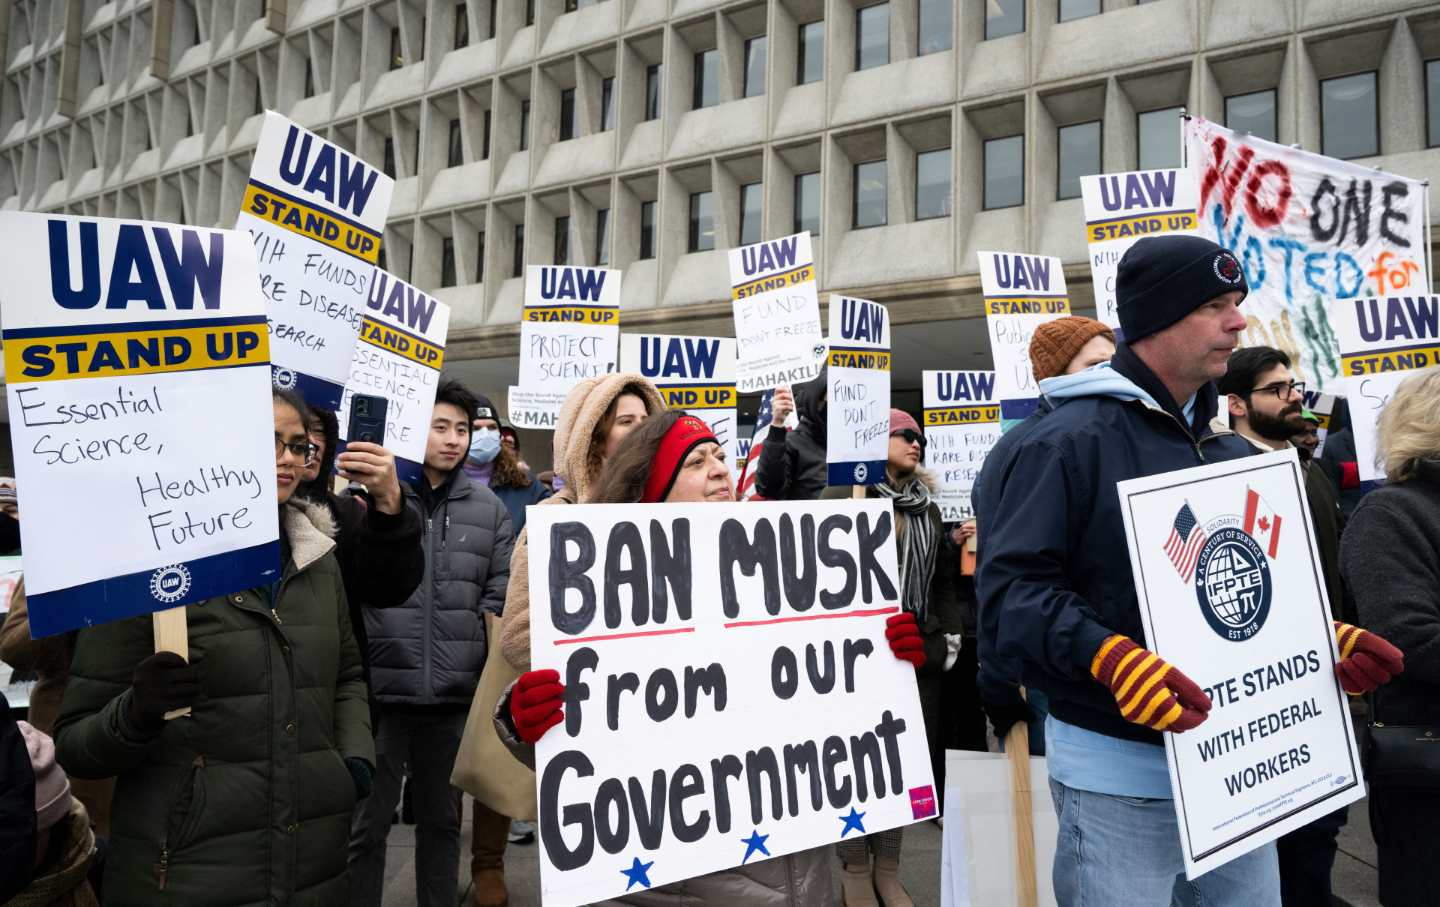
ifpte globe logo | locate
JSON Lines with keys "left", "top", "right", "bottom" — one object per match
{"left": 1193, "top": 527, "right": 1272, "bottom": 642}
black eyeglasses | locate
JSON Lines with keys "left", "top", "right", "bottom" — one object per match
{"left": 275, "top": 437, "right": 319, "bottom": 465}
{"left": 892, "top": 428, "right": 926, "bottom": 448}
{"left": 1248, "top": 380, "right": 1306, "bottom": 401}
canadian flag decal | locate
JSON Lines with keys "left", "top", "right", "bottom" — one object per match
{"left": 1242, "top": 487, "right": 1282, "bottom": 559}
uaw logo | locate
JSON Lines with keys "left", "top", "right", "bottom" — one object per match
{"left": 853, "top": 462, "right": 868, "bottom": 483}
{"left": 149, "top": 564, "right": 193, "bottom": 605}
{"left": 272, "top": 367, "right": 297, "bottom": 390}
{"left": 1161, "top": 494, "right": 1275, "bottom": 643}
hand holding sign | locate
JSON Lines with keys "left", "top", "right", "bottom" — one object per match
{"left": 771, "top": 385, "right": 795, "bottom": 424}
{"left": 1090, "top": 635, "right": 1212, "bottom": 733}
{"left": 513, "top": 668, "right": 566, "bottom": 744}
{"left": 129, "top": 650, "right": 200, "bottom": 734}
{"left": 1332, "top": 622, "right": 1404, "bottom": 694}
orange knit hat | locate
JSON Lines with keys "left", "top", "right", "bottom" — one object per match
{"left": 1029, "top": 317, "right": 1115, "bottom": 381}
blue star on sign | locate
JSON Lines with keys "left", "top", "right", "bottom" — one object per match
{"left": 741, "top": 829, "right": 771, "bottom": 864}
{"left": 620, "top": 856, "right": 654, "bottom": 891}
{"left": 839, "top": 807, "right": 867, "bottom": 838}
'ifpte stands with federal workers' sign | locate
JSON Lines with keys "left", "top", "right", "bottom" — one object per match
{"left": 0, "top": 213, "right": 279, "bottom": 637}
{"left": 922, "top": 370, "right": 1000, "bottom": 523}
{"left": 237, "top": 112, "right": 395, "bottom": 409}
{"left": 527, "top": 499, "right": 935, "bottom": 906}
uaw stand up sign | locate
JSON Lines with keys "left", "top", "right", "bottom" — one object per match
{"left": 1117, "top": 450, "right": 1363, "bottom": 878}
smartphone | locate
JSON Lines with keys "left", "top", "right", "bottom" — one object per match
{"left": 347, "top": 394, "right": 388, "bottom": 446}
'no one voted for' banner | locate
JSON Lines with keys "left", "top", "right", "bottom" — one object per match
{"left": 0, "top": 212, "right": 280, "bottom": 637}
{"left": 527, "top": 499, "right": 936, "bottom": 906}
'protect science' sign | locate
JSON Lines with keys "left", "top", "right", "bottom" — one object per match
{"left": 528, "top": 500, "right": 935, "bottom": 906}
{"left": 510, "top": 265, "right": 621, "bottom": 429}
{"left": 0, "top": 213, "right": 279, "bottom": 636}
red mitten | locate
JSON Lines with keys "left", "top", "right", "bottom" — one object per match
{"left": 511, "top": 669, "right": 565, "bottom": 744}
{"left": 1090, "top": 635, "right": 1212, "bottom": 733}
{"left": 886, "top": 612, "right": 925, "bottom": 670}
{"left": 1334, "top": 622, "right": 1404, "bottom": 695}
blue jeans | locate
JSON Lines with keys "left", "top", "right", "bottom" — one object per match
{"left": 1049, "top": 778, "right": 1280, "bottom": 907}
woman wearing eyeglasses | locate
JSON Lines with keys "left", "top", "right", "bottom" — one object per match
{"left": 819, "top": 409, "right": 964, "bottom": 907}
{"left": 54, "top": 387, "right": 376, "bottom": 905}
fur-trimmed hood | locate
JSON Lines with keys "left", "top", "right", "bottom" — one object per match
{"left": 282, "top": 498, "right": 338, "bottom": 572}
{"left": 550, "top": 372, "right": 665, "bottom": 503}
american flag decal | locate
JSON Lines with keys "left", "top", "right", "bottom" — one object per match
{"left": 1164, "top": 501, "right": 1207, "bottom": 582}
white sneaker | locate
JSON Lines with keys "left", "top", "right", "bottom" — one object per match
{"left": 508, "top": 820, "right": 535, "bottom": 844}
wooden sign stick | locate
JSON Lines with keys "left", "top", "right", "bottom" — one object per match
{"left": 152, "top": 605, "right": 192, "bottom": 719}
{"left": 1004, "top": 695, "right": 1038, "bottom": 907}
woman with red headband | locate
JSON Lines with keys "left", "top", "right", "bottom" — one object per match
{"left": 501, "top": 410, "right": 926, "bottom": 905}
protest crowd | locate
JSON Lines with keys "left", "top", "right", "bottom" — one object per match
{"left": 0, "top": 123, "right": 1437, "bottom": 907}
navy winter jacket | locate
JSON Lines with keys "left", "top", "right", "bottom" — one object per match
{"left": 975, "top": 344, "right": 1253, "bottom": 744}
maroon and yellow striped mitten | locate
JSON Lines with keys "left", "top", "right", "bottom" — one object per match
{"left": 1334, "top": 622, "right": 1404, "bottom": 695}
{"left": 1090, "top": 635, "right": 1212, "bottom": 733}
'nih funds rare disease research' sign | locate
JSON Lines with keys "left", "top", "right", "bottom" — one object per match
{"left": 0, "top": 213, "right": 280, "bottom": 637}
{"left": 1118, "top": 449, "right": 1363, "bottom": 878}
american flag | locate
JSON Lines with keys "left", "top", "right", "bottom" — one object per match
{"left": 1164, "top": 501, "right": 1207, "bottom": 582}
{"left": 736, "top": 389, "right": 776, "bottom": 501}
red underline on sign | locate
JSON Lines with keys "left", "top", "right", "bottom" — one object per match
{"left": 723, "top": 606, "right": 900, "bottom": 629}
{"left": 554, "top": 627, "right": 697, "bottom": 645}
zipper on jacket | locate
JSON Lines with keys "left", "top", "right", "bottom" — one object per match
{"left": 156, "top": 843, "right": 169, "bottom": 890}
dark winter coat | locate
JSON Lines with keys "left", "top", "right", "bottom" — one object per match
{"left": 489, "top": 479, "right": 552, "bottom": 535}
{"left": 364, "top": 469, "right": 513, "bottom": 706}
{"left": 754, "top": 367, "right": 828, "bottom": 501}
{"left": 975, "top": 344, "right": 1253, "bottom": 745}
{"left": 53, "top": 501, "right": 373, "bottom": 906}
{"left": 1340, "top": 460, "right": 1440, "bottom": 729}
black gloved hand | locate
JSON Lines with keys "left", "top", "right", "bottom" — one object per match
{"left": 345, "top": 757, "right": 374, "bottom": 800}
{"left": 982, "top": 697, "right": 1035, "bottom": 742}
{"left": 128, "top": 651, "right": 199, "bottom": 733}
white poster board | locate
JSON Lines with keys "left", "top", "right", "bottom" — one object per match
{"left": 621, "top": 333, "right": 738, "bottom": 476}
{"left": 1333, "top": 294, "right": 1440, "bottom": 482}
{"left": 236, "top": 112, "right": 393, "bottom": 409}
{"left": 1117, "top": 450, "right": 1364, "bottom": 878}
{"left": 977, "top": 251, "right": 1071, "bottom": 418}
{"left": 729, "top": 232, "right": 824, "bottom": 393}
{"left": 1185, "top": 117, "right": 1430, "bottom": 392}
{"left": 1080, "top": 169, "right": 1200, "bottom": 331}
{"left": 941, "top": 750, "right": 1058, "bottom": 907}
{"left": 0, "top": 213, "right": 279, "bottom": 637}
{"left": 338, "top": 270, "right": 450, "bottom": 484}
{"left": 528, "top": 499, "right": 936, "bottom": 906}
{"left": 509, "top": 265, "right": 621, "bottom": 429}
{"left": 922, "top": 371, "right": 1001, "bottom": 523}
{"left": 826, "top": 297, "right": 891, "bottom": 486}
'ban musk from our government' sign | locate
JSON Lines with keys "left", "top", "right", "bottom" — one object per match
{"left": 527, "top": 499, "right": 935, "bottom": 906}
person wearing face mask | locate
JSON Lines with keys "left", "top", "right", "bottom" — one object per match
{"left": 53, "top": 387, "right": 374, "bottom": 905}
{"left": 495, "top": 409, "right": 932, "bottom": 905}
{"left": 463, "top": 395, "right": 551, "bottom": 536}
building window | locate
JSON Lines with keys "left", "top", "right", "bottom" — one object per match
{"left": 1428, "top": 60, "right": 1440, "bottom": 148}
{"left": 595, "top": 208, "right": 610, "bottom": 265}
{"left": 390, "top": 26, "right": 403, "bottom": 69}
{"left": 254, "top": 77, "right": 264, "bottom": 116}
{"left": 383, "top": 137, "right": 397, "bottom": 178}
{"left": 1057, "top": 120, "right": 1100, "bottom": 200}
{"left": 640, "top": 200, "right": 656, "bottom": 259}
{"left": 915, "top": 148, "right": 951, "bottom": 220}
{"left": 917, "top": 0, "right": 951, "bottom": 55}
{"left": 1321, "top": 71, "right": 1378, "bottom": 160}
{"left": 440, "top": 236, "right": 457, "bottom": 287}
{"left": 985, "top": 0, "right": 1023, "bottom": 39}
{"left": 476, "top": 230, "right": 485, "bottom": 282}
{"left": 1058, "top": 0, "right": 1100, "bottom": 22}
{"left": 601, "top": 77, "right": 616, "bottom": 130}
{"left": 303, "top": 59, "right": 315, "bottom": 98}
{"left": 693, "top": 50, "right": 720, "bottom": 109}
{"left": 744, "top": 36, "right": 767, "bottom": 98}
{"left": 797, "top": 22, "right": 823, "bottom": 84}
{"left": 983, "top": 134, "right": 1023, "bottom": 210}
{"left": 1225, "top": 89, "right": 1276, "bottom": 143}
{"left": 186, "top": 105, "right": 195, "bottom": 137}
{"left": 455, "top": 2, "right": 470, "bottom": 48}
{"left": 519, "top": 100, "right": 530, "bottom": 151}
{"left": 689, "top": 191, "right": 715, "bottom": 252}
{"left": 513, "top": 223, "right": 525, "bottom": 276}
{"left": 554, "top": 216, "right": 570, "bottom": 265}
{"left": 559, "top": 88, "right": 576, "bottom": 141}
{"left": 855, "top": 4, "right": 889, "bottom": 71}
{"left": 852, "top": 159, "right": 886, "bottom": 228}
{"left": 565, "top": 0, "right": 577, "bottom": 11}
{"left": 645, "top": 64, "right": 662, "bottom": 120}
{"left": 525, "top": 0, "right": 535, "bottom": 27}
{"left": 739, "top": 182, "right": 763, "bottom": 245}
{"left": 794, "top": 171, "right": 820, "bottom": 236}
{"left": 482, "top": 110, "right": 491, "bottom": 158}
{"left": 489, "top": 0, "right": 498, "bottom": 38}
{"left": 448, "top": 118, "right": 463, "bottom": 167}
{"left": 1137, "top": 106, "right": 1182, "bottom": 170}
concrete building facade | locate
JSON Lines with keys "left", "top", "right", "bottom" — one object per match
{"left": 4, "top": 0, "right": 1440, "bottom": 430}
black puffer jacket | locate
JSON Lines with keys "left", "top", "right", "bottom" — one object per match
{"left": 364, "top": 469, "right": 513, "bottom": 706}
{"left": 754, "top": 366, "right": 828, "bottom": 501}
